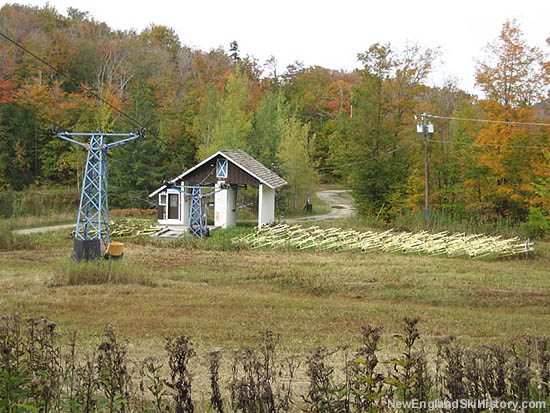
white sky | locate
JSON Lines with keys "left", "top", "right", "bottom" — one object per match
{"left": 3, "top": 0, "right": 550, "bottom": 95}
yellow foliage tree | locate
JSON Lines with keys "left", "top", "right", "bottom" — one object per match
{"left": 472, "top": 19, "right": 550, "bottom": 219}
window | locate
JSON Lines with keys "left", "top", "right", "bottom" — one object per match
{"left": 216, "top": 159, "right": 228, "bottom": 178}
{"left": 159, "top": 193, "right": 167, "bottom": 205}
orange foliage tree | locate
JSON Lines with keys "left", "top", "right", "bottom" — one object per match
{"left": 472, "top": 19, "right": 550, "bottom": 220}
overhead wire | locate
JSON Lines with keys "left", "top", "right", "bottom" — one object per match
{"left": 0, "top": 84, "right": 60, "bottom": 127}
{"left": 423, "top": 113, "right": 550, "bottom": 149}
{"left": 422, "top": 137, "right": 550, "bottom": 150}
{"left": 0, "top": 31, "right": 144, "bottom": 129}
{"left": 276, "top": 138, "right": 420, "bottom": 173}
{"left": 0, "top": 29, "right": 172, "bottom": 186}
{"left": 0, "top": 31, "right": 169, "bottom": 176}
{"left": 426, "top": 113, "right": 550, "bottom": 128}
{"left": 108, "top": 188, "right": 158, "bottom": 207}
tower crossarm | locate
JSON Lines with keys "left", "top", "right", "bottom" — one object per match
{"left": 56, "top": 133, "right": 89, "bottom": 149}
{"left": 105, "top": 133, "right": 140, "bottom": 150}
{"left": 55, "top": 129, "right": 141, "bottom": 260}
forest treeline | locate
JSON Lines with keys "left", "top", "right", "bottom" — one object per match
{"left": 0, "top": 4, "right": 549, "bottom": 233}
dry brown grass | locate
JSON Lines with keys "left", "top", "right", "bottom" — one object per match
{"left": 1, "top": 235, "right": 549, "bottom": 408}
{"left": 2, "top": 218, "right": 549, "bottom": 410}
{"left": 0, "top": 211, "right": 74, "bottom": 230}
{"left": 48, "top": 259, "right": 157, "bottom": 287}
{"left": 1, "top": 236, "right": 549, "bottom": 352}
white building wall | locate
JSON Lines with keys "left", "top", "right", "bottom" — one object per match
{"left": 258, "top": 184, "right": 275, "bottom": 227}
{"left": 214, "top": 182, "right": 237, "bottom": 228}
{"left": 227, "top": 187, "right": 236, "bottom": 227}
{"left": 181, "top": 181, "right": 190, "bottom": 227}
{"left": 158, "top": 189, "right": 184, "bottom": 226}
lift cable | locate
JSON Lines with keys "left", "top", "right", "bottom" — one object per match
{"left": 0, "top": 31, "right": 144, "bottom": 129}
{"left": 0, "top": 84, "right": 60, "bottom": 127}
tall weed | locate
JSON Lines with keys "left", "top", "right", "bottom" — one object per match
{"left": 50, "top": 260, "right": 156, "bottom": 287}
{"left": 2, "top": 314, "right": 550, "bottom": 411}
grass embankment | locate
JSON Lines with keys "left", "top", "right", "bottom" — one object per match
{"left": 0, "top": 211, "right": 75, "bottom": 230}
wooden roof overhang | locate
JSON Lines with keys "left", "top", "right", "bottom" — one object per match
{"left": 149, "top": 149, "right": 287, "bottom": 198}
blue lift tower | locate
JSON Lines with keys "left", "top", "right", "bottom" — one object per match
{"left": 54, "top": 127, "right": 142, "bottom": 260}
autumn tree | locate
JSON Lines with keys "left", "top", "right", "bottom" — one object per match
{"left": 250, "top": 90, "right": 290, "bottom": 168}
{"left": 4, "top": 2, "right": 549, "bottom": 227}
{"left": 476, "top": 19, "right": 548, "bottom": 107}
{"left": 204, "top": 66, "right": 252, "bottom": 156}
{"left": 471, "top": 19, "right": 550, "bottom": 220}
{"left": 277, "top": 117, "right": 318, "bottom": 211}
{"left": 332, "top": 42, "right": 438, "bottom": 219}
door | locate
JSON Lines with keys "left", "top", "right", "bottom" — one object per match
{"left": 168, "top": 193, "right": 179, "bottom": 220}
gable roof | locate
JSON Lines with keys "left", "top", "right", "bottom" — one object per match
{"left": 149, "top": 149, "right": 287, "bottom": 197}
{"left": 221, "top": 149, "right": 287, "bottom": 189}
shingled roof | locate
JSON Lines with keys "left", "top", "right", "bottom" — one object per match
{"left": 220, "top": 149, "right": 287, "bottom": 189}
{"left": 149, "top": 149, "right": 287, "bottom": 197}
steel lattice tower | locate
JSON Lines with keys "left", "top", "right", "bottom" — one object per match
{"left": 55, "top": 129, "right": 141, "bottom": 260}
{"left": 188, "top": 187, "right": 206, "bottom": 238}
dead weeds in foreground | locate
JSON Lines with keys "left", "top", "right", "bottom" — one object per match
{"left": 1, "top": 314, "right": 550, "bottom": 412}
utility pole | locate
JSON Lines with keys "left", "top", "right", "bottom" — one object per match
{"left": 416, "top": 113, "right": 434, "bottom": 229}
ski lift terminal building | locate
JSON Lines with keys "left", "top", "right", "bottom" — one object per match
{"left": 149, "top": 149, "right": 287, "bottom": 229}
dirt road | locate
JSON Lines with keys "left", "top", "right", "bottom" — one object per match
{"left": 285, "top": 189, "right": 355, "bottom": 223}
{"left": 12, "top": 189, "right": 354, "bottom": 233}
{"left": 12, "top": 223, "right": 75, "bottom": 235}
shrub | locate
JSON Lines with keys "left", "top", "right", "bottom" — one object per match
{"left": 0, "top": 187, "right": 79, "bottom": 219}
{"left": 2, "top": 315, "right": 550, "bottom": 411}
{"left": 0, "top": 222, "right": 14, "bottom": 250}
{"left": 521, "top": 210, "right": 550, "bottom": 240}
{"left": 0, "top": 222, "right": 34, "bottom": 251}
{"left": 165, "top": 334, "right": 196, "bottom": 413}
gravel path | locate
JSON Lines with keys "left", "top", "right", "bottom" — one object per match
{"left": 12, "top": 223, "right": 75, "bottom": 235}
{"left": 12, "top": 189, "right": 354, "bottom": 233}
{"left": 285, "top": 189, "right": 355, "bottom": 223}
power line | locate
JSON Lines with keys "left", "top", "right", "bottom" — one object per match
{"left": 0, "top": 31, "right": 143, "bottom": 128}
{"left": 423, "top": 137, "right": 550, "bottom": 150}
{"left": 108, "top": 153, "right": 166, "bottom": 171}
{"left": 1, "top": 84, "right": 168, "bottom": 182}
{"left": 0, "top": 84, "right": 59, "bottom": 126}
{"left": 277, "top": 139, "right": 418, "bottom": 173}
{"left": 427, "top": 114, "right": 550, "bottom": 128}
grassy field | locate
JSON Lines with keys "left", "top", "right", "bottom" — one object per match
{"left": 3, "top": 191, "right": 550, "bottom": 410}
{"left": 1, "top": 223, "right": 549, "bottom": 354}
{"left": 2, "top": 213, "right": 550, "bottom": 409}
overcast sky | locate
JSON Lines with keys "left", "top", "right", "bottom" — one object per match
{"left": 3, "top": 0, "right": 550, "bottom": 95}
